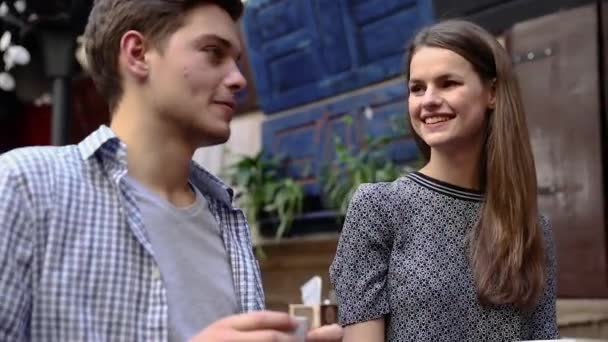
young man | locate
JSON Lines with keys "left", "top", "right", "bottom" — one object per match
{"left": 0, "top": 1, "right": 342, "bottom": 341}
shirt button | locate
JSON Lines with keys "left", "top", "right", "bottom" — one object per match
{"left": 151, "top": 266, "right": 161, "bottom": 280}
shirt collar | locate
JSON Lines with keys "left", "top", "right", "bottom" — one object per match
{"left": 78, "top": 125, "right": 234, "bottom": 207}
{"left": 78, "top": 124, "right": 123, "bottom": 161}
{"left": 189, "top": 160, "right": 234, "bottom": 207}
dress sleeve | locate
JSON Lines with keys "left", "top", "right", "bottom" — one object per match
{"left": 329, "top": 183, "right": 393, "bottom": 326}
{"left": 528, "top": 216, "right": 559, "bottom": 339}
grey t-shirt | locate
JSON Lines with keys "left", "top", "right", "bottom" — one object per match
{"left": 330, "top": 171, "right": 558, "bottom": 341}
{"left": 125, "top": 176, "right": 239, "bottom": 342}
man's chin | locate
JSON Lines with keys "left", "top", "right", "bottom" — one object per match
{"left": 197, "top": 130, "right": 230, "bottom": 147}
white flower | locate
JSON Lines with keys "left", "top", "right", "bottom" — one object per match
{"left": 3, "top": 51, "right": 13, "bottom": 70}
{"left": 0, "top": 71, "right": 15, "bottom": 91}
{"left": 0, "top": 31, "right": 11, "bottom": 51}
{"left": 0, "top": 2, "right": 9, "bottom": 17}
{"left": 6, "top": 45, "right": 30, "bottom": 65}
{"left": 14, "top": 0, "right": 26, "bottom": 13}
{"left": 3, "top": 45, "right": 30, "bottom": 70}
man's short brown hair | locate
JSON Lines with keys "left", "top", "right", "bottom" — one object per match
{"left": 84, "top": 0, "right": 244, "bottom": 111}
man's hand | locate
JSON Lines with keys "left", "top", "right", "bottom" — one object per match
{"left": 190, "top": 311, "right": 296, "bottom": 341}
{"left": 307, "top": 324, "right": 343, "bottom": 341}
{"left": 189, "top": 310, "right": 343, "bottom": 341}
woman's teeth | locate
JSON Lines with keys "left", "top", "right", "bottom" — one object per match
{"left": 424, "top": 116, "right": 452, "bottom": 124}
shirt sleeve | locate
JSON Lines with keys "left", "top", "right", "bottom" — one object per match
{"left": 329, "top": 183, "right": 393, "bottom": 326}
{"left": 0, "top": 156, "right": 34, "bottom": 341}
{"left": 528, "top": 216, "right": 559, "bottom": 339}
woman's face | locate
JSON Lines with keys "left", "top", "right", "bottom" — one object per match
{"left": 408, "top": 46, "right": 495, "bottom": 156}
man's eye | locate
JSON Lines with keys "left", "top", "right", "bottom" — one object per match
{"left": 203, "top": 46, "right": 224, "bottom": 61}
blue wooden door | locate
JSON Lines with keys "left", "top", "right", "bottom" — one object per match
{"left": 243, "top": 0, "right": 434, "bottom": 113}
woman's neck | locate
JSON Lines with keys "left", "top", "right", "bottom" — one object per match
{"left": 419, "top": 145, "right": 484, "bottom": 191}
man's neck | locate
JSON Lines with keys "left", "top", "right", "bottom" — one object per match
{"left": 419, "top": 142, "right": 484, "bottom": 191}
{"left": 110, "top": 98, "right": 196, "bottom": 207}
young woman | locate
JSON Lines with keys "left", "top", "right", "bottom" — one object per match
{"left": 329, "top": 20, "right": 558, "bottom": 341}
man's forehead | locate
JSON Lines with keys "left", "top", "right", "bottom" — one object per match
{"left": 183, "top": 5, "right": 239, "bottom": 33}
{"left": 180, "top": 6, "right": 242, "bottom": 49}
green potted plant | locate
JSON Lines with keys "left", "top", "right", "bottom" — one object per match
{"left": 321, "top": 115, "right": 422, "bottom": 218}
{"left": 226, "top": 152, "right": 304, "bottom": 241}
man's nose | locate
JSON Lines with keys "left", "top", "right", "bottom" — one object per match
{"left": 225, "top": 62, "right": 247, "bottom": 93}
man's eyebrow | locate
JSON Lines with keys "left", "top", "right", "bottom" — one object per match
{"left": 194, "top": 33, "right": 242, "bottom": 61}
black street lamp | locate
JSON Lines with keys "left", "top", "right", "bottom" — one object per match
{"left": 0, "top": 0, "right": 92, "bottom": 146}
{"left": 39, "top": 27, "right": 75, "bottom": 146}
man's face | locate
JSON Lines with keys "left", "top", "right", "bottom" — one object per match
{"left": 145, "top": 4, "right": 246, "bottom": 146}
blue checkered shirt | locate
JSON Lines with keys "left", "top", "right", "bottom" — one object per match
{"left": 0, "top": 126, "right": 265, "bottom": 341}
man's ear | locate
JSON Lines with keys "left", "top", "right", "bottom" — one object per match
{"left": 119, "top": 30, "right": 150, "bottom": 79}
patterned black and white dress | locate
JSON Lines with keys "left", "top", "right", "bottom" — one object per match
{"left": 329, "top": 172, "right": 558, "bottom": 341}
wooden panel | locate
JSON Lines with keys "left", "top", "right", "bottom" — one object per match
{"left": 258, "top": 235, "right": 339, "bottom": 312}
{"left": 557, "top": 299, "right": 608, "bottom": 338}
{"left": 509, "top": 4, "right": 608, "bottom": 296}
{"left": 433, "top": 0, "right": 593, "bottom": 34}
{"left": 242, "top": 0, "right": 434, "bottom": 113}
{"left": 601, "top": 0, "right": 608, "bottom": 290}
{"left": 603, "top": 0, "right": 608, "bottom": 133}
{"left": 261, "top": 79, "right": 419, "bottom": 197}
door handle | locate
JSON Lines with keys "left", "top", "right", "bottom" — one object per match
{"left": 538, "top": 183, "right": 581, "bottom": 196}
{"left": 538, "top": 185, "right": 558, "bottom": 196}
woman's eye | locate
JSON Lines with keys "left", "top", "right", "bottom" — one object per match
{"left": 443, "top": 80, "right": 459, "bottom": 88}
{"left": 409, "top": 84, "right": 424, "bottom": 95}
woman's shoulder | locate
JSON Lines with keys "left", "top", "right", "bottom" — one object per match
{"left": 349, "top": 177, "right": 419, "bottom": 211}
{"left": 538, "top": 214, "right": 556, "bottom": 251}
{"left": 538, "top": 214, "right": 551, "bottom": 229}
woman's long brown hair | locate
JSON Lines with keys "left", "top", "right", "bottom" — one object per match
{"left": 404, "top": 20, "right": 545, "bottom": 309}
